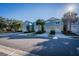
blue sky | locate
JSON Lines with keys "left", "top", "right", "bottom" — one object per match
{"left": 0, "top": 3, "right": 79, "bottom": 22}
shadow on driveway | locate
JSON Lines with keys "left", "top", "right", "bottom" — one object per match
{"left": 29, "top": 38, "right": 79, "bottom": 56}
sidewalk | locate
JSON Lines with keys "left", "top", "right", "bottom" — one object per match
{"left": 0, "top": 45, "right": 36, "bottom": 56}
{"left": 55, "top": 33, "right": 72, "bottom": 39}
{"left": 54, "top": 33, "right": 79, "bottom": 41}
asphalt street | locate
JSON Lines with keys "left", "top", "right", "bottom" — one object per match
{"left": 0, "top": 32, "right": 79, "bottom": 56}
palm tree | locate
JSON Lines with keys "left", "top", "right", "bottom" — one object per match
{"left": 36, "top": 19, "right": 45, "bottom": 33}
{"left": 62, "top": 12, "right": 78, "bottom": 33}
{"left": 0, "top": 17, "right": 7, "bottom": 31}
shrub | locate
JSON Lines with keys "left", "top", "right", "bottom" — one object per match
{"left": 49, "top": 30, "right": 55, "bottom": 35}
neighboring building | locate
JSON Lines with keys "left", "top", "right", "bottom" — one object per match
{"left": 45, "top": 17, "right": 63, "bottom": 33}
{"left": 71, "top": 18, "right": 79, "bottom": 35}
{"left": 22, "top": 17, "right": 63, "bottom": 33}
{"left": 22, "top": 21, "right": 34, "bottom": 32}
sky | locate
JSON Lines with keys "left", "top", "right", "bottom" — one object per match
{"left": 0, "top": 3, "right": 79, "bottom": 22}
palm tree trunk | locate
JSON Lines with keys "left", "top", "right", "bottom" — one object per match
{"left": 70, "top": 23, "right": 71, "bottom": 32}
{"left": 69, "top": 21, "right": 72, "bottom": 32}
{"left": 39, "top": 25, "right": 41, "bottom": 31}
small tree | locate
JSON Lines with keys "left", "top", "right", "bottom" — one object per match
{"left": 36, "top": 19, "right": 45, "bottom": 33}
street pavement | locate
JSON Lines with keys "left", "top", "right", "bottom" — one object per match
{"left": 0, "top": 32, "right": 79, "bottom": 56}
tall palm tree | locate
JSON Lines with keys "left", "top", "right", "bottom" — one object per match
{"left": 62, "top": 12, "right": 78, "bottom": 33}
